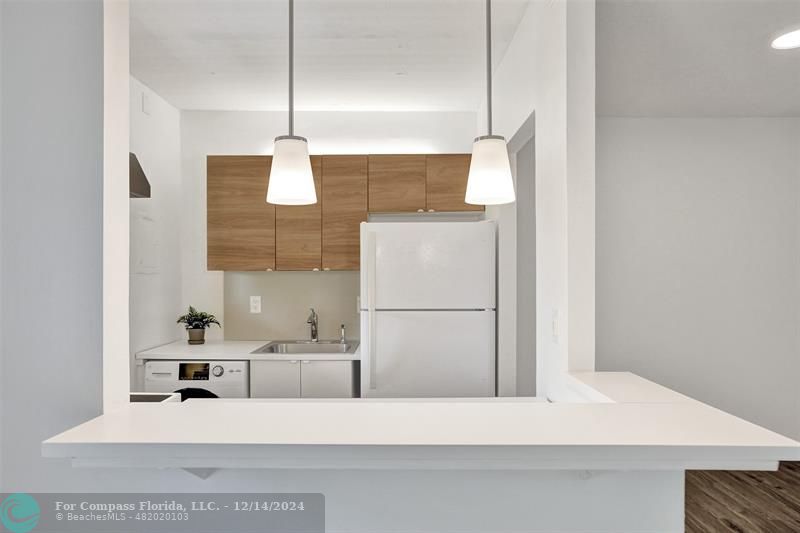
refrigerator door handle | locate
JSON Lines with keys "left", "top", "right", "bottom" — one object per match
{"left": 367, "top": 230, "right": 378, "bottom": 390}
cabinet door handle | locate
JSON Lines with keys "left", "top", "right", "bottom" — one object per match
{"left": 428, "top": 209, "right": 435, "bottom": 213}
{"left": 289, "top": 360, "right": 299, "bottom": 364}
{"left": 301, "top": 360, "right": 310, "bottom": 364}
{"left": 312, "top": 268, "right": 320, "bottom": 272}
{"left": 416, "top": 209, "right": 424, "bottom": 213}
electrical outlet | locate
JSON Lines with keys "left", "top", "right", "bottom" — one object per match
{"left": 249, "top": 296, "right": 262, "bottom": 314}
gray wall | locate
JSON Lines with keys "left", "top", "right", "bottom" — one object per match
{"left": 597, "top": 117, "right": 800, "bottom": 440}
{"left": 515, "top": 136, "right": 536, "bottom": 395}
{"left": 0, "top": 0, "right": 4, "bottom": 477}
{"left": 1, "top": 0, "right": 105, "bottom": 489}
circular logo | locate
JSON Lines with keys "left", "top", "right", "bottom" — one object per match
{"left": 0, "top": 493, "right": 40, "bottom": 533}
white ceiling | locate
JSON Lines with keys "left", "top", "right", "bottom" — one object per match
{"left": 131, "top": 0, "right": 530, "bottom": 112}
{"left": 597, "top": 0, "right": 800, "bottom": 117}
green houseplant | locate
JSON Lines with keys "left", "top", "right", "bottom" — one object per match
{"left": 176, "top": 306, "right": 220, "bottom": 345}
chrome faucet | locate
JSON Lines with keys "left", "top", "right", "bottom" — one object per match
{"left": 340, "top": 324, "right": 346, "bottom": 343}
{"left": 307, "top": 308, "right": 319, "bottom": 342}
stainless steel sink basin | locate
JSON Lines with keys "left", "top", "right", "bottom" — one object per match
{"left": 251, "top": 340, "right": 359, "bottom": 355}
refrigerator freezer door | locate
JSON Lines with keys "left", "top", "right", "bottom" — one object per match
{"left": 361, "top": 310, "right": 496, "bottom": 398}
{"left": 360, "top": 221, "right": 496, "bottom": 310}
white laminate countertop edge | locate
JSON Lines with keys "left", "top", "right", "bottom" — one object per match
{"left": 42, "top": 372, "right": 800, "bottom": 471}
{"left": 567, "top": 371, "right": 697, "bottom": 404}
{"left": 136, "top": 340, "right": 361, "bottom": 361}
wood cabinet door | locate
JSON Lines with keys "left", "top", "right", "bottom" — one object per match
{"left": 368, "top": 155, "right": 426, "bottom": 212}
{"left": 275, "top": 156, "right": 322, "bottom": 271}
{"left": 426, "top": 154, "right": 484, "bottom": 212}
{"left": 207, "top": 156, "right": 275, "bottom": 271}
{"left": 322, "top": 155, "right": 367, "bottom": 270}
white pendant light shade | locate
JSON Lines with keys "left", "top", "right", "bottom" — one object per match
{"left": 771, "top": 29, "right": 800, "bottom": 49}
{"left": 266, "top": 0, "right": 316, "bottom": 206}
{"left": 466, "top": 135, "right": 515, "bottom": 205}
{"left": 267, "top": 135, "right": 317, "bottom": 205}
{"left": 466, "top": 0, "right": 516, "bottom": 206}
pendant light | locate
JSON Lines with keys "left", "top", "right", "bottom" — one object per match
{"left": 267, "top": 0, "right": 317, "bottom": 205}
{"left": 465, "top": 0, "right": 516, "bottom": 205}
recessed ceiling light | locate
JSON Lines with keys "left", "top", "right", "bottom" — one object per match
{"left": 771, "top": 29, "right": 800, "bottom": 50}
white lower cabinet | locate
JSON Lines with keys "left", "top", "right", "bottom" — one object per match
{"left": 250, "top": 360, "right": 301, "bottom": 398}
{"left": 300, "top": 361, "right": 356, "bottom": 398}
{"left": 250, "top": 360, "right": 357, "bottom": 398}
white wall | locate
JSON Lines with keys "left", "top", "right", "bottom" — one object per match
{"left": 488, "top": 0, "right": 596, "bottom": 400}
{"left": 180, "top": 110, "right": 476, "bottom": 340}
{"left": 596, "top": 117, "right": 800, "bottom": 440}
{"left": 104, "top": 0, "right": 130, "bottom": 409}
{"left": 564, "top": 0, "right": 596, "bottom": 374}
{"left": 488, "top": 154, "right": 518, "bottom": 395}
{"left": 129, "top": 76, "right": 183, "bottom": 389}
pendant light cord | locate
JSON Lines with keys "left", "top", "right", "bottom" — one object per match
{"left": 288, "top": 0, "right": 294, "bottom": 136}
{"left": 485, "top": 0, "right": 492, "bottom": 136}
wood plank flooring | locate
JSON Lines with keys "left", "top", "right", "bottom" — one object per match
{"left": 686, "top": 462, "right": 800, "bottom": 532}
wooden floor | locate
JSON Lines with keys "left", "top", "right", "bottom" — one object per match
{"left": 686, "top": 462, "right": 800, "bottom": 532}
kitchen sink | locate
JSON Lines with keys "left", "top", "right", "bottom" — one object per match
{"left": 251, "top": 340, "right": 359, "bottom": 355}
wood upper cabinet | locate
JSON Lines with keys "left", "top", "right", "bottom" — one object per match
{"left": 275, "top": 156, "right": 322, "bottom": 271}
{"left": 207, "top": 156, "right": 275, "bottom": 271}
{"left": 207, "top": 152, "right": 481, "bottom": 271}
{"left": 368, "top": 155, "right": 426, "bottom": 212}
{"left": 322, "top": 155, "right": 367, "bottom": 270}
{"left": 426, "top": 154, "right": 484, "bottom": 212}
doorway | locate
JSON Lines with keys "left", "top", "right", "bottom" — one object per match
{"left": 515, "top": 135, "right": 535, "bottom": 395}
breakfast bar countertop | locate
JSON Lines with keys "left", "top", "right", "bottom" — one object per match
{"left": 42, "top": 372, "right": 800, "bottom": 472}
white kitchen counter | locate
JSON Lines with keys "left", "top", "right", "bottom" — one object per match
{"left": 43, "top": 373, "right": 799, "bottom": 532}
{"left": 566, "top": 371, "right": 697, "bottom": 403}
{"left": 136, "top": 339, "right": 361, "bottom": 361}
{"left": 42, "top": 372, "right": 799, "bottom": 471}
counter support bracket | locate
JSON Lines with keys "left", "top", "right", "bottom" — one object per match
{"left": 183, "top": 467, "right": 218, "bottom": 480}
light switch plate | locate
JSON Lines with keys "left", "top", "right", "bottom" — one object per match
{"left": 552, "top": 309, "right": 559, "bottom": 344}
{"left": 141, "top": 92, "right": 151, "bottom": 115}
{"left": 249, "top": 296, "right": 262, "bottom": 314}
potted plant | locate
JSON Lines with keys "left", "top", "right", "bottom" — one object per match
{"left": 176, "top": 306, "right": 220, "bottom": 345}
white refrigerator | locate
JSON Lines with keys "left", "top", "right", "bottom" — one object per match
{"left": 360, "top": 220, "right": 496, "bottom": 398}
